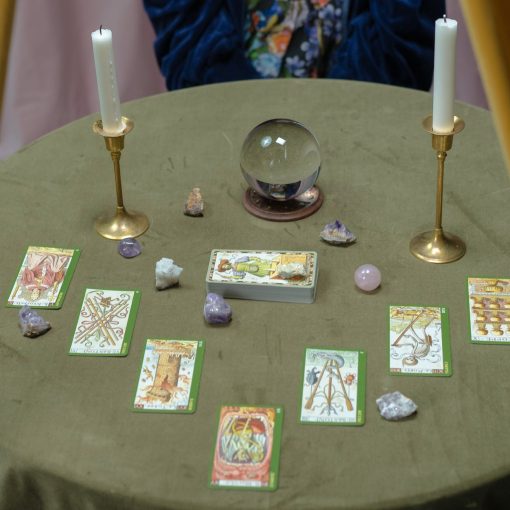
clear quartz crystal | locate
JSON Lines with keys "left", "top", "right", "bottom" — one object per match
{"left": 240, "top": 119, "right": 321, "bottom": 201}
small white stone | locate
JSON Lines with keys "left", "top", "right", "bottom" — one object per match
{"left": 276, "top": 262, "right": 307, "bottom": 279}
{"left": 376, "top": 391, "right": 417, "bottom": 421}
{"left": 155, "top": 258, "right": 183, "bottom": 290}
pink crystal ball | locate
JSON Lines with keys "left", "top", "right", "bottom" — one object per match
{"left": 354, "top": 264, "right": 381, "bottom": 292}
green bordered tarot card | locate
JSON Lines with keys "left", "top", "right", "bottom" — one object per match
{"left": 209, "top": 405, "right": 283, "bottom": 491}
{"left": 467, "top": 277, "right": 510, "bottom": 344}
{"left": 68, "top": 288, "right": 140, "bottom": 357}
{"left": 389, "top": 305, "right": 452, "bottom": 376}
{"left": 6, "top": 246, "right": 80, "bottom": 309}
{"left": 299, "top": 347, "right": 366, "bottom": 426}
{"left": 133, "top": 339, "right": 205, "bottom": 413}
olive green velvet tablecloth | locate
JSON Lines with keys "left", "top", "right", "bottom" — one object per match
{"left": 1, "top": 79, "right": 510, "bottom": 510}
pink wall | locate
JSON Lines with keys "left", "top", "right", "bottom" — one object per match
{"left": 0, "top": 0, "right": 166, "bottom": 160}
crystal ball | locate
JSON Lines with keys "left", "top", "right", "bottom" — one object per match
{"left": 354, "top": 264, "right": 381, "bottom": 292}
{"left": 240, "top": 118, "right": 321, "bottom": 201}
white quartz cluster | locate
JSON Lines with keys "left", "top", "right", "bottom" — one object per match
{"left": 276, "top": 262, "right": 307, "bottom": 279}
{"left": 155, "top": 258, "right": 183, "bottom": 290}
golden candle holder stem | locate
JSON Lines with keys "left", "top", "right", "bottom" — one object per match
{"left": 93, "top": 117, "right": 149, "bottom": 240}
{"left": 410, "top": 115, "right": 465, "bottom": 264}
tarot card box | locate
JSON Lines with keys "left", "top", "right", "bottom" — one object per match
{"left": 205, "top": 250, "right": 318, "bottom": 304}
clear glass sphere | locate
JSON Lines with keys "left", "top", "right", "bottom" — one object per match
{"left": 240, "top": 119, "right": 321, "bottom": 201}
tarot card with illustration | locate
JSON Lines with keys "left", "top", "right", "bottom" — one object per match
{"left": 6, "top": 246, "right": 80, "bottom": 309}
{"left": 389, "top": 305, "right": 452, "bottom": 376}
{"left": 300, "top": 348, "right": 366, "bottom": 426}
{"left": 209, "top": 405, "right": 283, "bottom": 491}
{"left": 206, "top": 249, "right": 318, "bottom": 303}
{"left": 133, "top": 339, "right": 204, "bottom": 413}
{"left": 468, "top": 277, "right": 510, "bottom": 344}
{"left": 69, "top": 288, "right": 140, "bottom": 356}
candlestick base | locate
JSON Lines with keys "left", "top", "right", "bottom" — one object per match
{"left": 410, "top": 228, "right": 466, "bottom": 264}
{"left": 93, "top": 116, "right": 150, "bottom": 240}
{"left": 410, "top": 115, "right": 466, "bottom": 264}
{"left": 95, "top": 207, "right": 149, "bottom": 240}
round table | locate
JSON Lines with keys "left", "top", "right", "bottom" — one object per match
{"left": 1, "top": 79, "right": 509, "bottom": 510}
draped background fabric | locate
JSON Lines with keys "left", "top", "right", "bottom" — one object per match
{"left": 0, "top": 0, "right": 165, "bottom": 160}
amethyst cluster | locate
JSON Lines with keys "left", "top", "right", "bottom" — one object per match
{"left": 118, "top": 237, "right": 142, "bottom": 258}
{"left": 19, "top": 306, "right": 51, "bottom": 338}
{"left": 203, "top": 293, "right": 232, "bottom": 324}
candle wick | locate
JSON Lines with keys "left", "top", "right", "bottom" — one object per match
{"left": 443, "top": 14, "right": 447, "bottom": 23}
{"left": 100, "top": 24, "right": 103, "bottom": 35}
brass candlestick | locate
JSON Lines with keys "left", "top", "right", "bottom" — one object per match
{"left": 93, "top": 117, "right": 149, "bottom": 239}
{"left": 410, "top": 115, "right": 465, "bottom": 263}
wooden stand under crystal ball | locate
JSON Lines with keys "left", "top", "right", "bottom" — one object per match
{"left": 242, "top": 186, "right": 324, "bottom": 221}
{"left": 93, "top": 117, "right": 149, "bottom": 239}
{"left": 410, "top": 115, "right": 465, "bottom": 263}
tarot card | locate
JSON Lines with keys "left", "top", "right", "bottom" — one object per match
{"left": 69, "top": 288, "right": 140, "bottom": 356}
{"left": 206, "top": 249, "right": 318, "bottom": 303}
{"left": 6, "top": 246, "right": 80, "bottom": 309}
{"left": 389, "top": 305, "right": 452, "bottom": 376}
{"left": 300, "top": 348, "right": 366, "bottom": 426}
{"left": 468, "top": 277, "right": 510, "bottom": 344}
{"left": 209, "top": 405, "right": 283, "bottom": 491}
{"left": 133, "top": 339, "right": 204, "bottom": 413}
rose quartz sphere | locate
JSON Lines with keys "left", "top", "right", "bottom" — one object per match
{"left": 354, "top": 264, "right": 381, "bottom": 292}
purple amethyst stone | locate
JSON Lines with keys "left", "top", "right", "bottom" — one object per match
{"left": 204, "top": 293, "right": 232, "bottom": 324}
{"left": 118, "top": 237, "right": 141, "bottom": 258}
{"left": 19, "top": 306, "right": 51, "bottom": 338}
{"left": 320, "top": 219, "right": 356, "bottom": 245}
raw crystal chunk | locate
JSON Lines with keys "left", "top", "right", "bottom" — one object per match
{"left": 276, "top": 262, "right": 307, "bottom": 279}
{"left": 320, "top": 220, "right": 356, "bottom": 245}
{"left": 184, "top": 187, "right": 204, "bottom": 217}
{"left": 204, "top": 293, "right": 232, "bottom": 324}
{"left": 376, "top": 391, "right": 417, "bottom": 421}
{"left": 18, "top": 306, "right": 51, "bottom": 338}
{"left": 118, "top": 237, "right": 141, "bottom": 258}
{"left": 155, "top": 258, "right": 183, "bottom": 290}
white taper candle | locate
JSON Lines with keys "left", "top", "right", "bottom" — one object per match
{"left": 432, "top": 16, "right": 458, "bottom": 133}
{"left": 91, "top": 27, "right": 123, "bottom": 134}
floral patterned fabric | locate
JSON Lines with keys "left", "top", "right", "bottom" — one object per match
{"left": 145, "top": 0, "right": 443, "bottom": 91}
{"left": 244, "top": 0, "right": 346, "bottom": 78}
